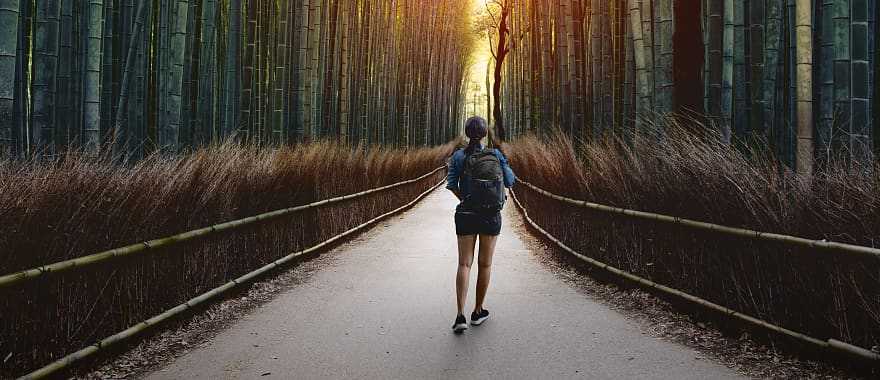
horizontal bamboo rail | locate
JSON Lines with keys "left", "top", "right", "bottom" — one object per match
{"left": 510, "top": 185, "right": 880, "bottom": 364}
{"left": 517, "top": 179, "right": 880, "bottom": 260}
{"left": 0, "top": 166, "right": 446, "bottom": 289}
{"left": 20, "top": 178, "right": 446, "bottom": 380}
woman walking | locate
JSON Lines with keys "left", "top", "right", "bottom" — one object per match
{"left": 446, "top": 116, "right": 516, "bottom": 333}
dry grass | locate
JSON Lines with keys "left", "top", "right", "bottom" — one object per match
{"left": 0, "top": 141, "right": 451, "bottom": 376}
{"left": 505, "top": 119, "right": 880, "bottom": 357}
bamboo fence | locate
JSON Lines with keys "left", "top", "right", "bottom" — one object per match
{"left": 12, "top": 169, "right": 446, "bottom": 379}
{"left": 0, "top": 165, "right": 445, "bottom": 289}
{"left": 19, "top": 178, "right": 444, "bottom": 380}
{"left": 517, "top": 179, "right": 880, "bottom": 260}
{"left": 511, "top": 180, "right": 880, "bottom": 364}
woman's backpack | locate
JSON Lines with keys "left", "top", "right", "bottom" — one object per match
{"left": 463, "top": 148, "right": 505, "bottom": 213}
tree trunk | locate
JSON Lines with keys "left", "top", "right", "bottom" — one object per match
{"left": 493, "top": 3, "right": 510, "bottom": 141}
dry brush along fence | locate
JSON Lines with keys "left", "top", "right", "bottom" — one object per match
{"left": 0, "top": 142, "right": 451, "bottom": 378}
{"left": 506, "top": 125, "right": 880, "bottom": 367}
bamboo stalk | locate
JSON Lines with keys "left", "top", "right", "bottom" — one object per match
{"left": 849, "top": 0, "right": 872, "bottom": 163}
{"left": 623, "top": 1, "right": 634, "bottom": 131}
{"left": 337, "top": 0, "right": 353, "bottom": 143}
{"left": 99, "top": 0, "right": 114, "bottom": 149}
{"left": 721, "top": 0, "right": 734, "bottom": 141}
{"left": 832, "top": 0, "right": 850, "bottom": 157}
{"left": 82, "top": 0, "right": 105, "bottom": 153}
{"left": 55, "top": 0, "right": 74, "bottom": 151}
{"left": 196, "top": 0, "right": 217, "bottom": 145}
{"left": 640, "top": 0, "right": 655, "bottom": 115}
{"left": 600, "top": 0, "right": 612, "bottom": 132}
{"left": 221, "top": 0, "right": 241, "bottom": 138}
{"left": 111, "top": 0, "right": 149, "bottom": 156}
{"left": 31, "top": 0, "right": 62, "bottom": 155}
{"left": 12, "top": 0, "right": 29, "bottom": 157}
{"left": 749, "top": 0, "right": 765, "bottom": 136}
{"left": 160, "top": 0, "right": 188, "bottom": 152}
{"left": 708, "top": 0, "right": 723, "bottom": 127}
{"left": 817, "top": 0, "right": 834, "bottom": 158}
{"left": 733, "top": 0, "right": 747, "bottom": 137}
{"left": 0, "top": 0, "right": 21, "bottom": 157}
{"left": 654, "top": 0, "right": 673, "bottom": 114}
{"left": 0, "top": 166, "right": 446, "bottom": 289}
{"left": 628, "top": 0, "right": 649, "bottom": 129}
{"left": 795, "top": 0, "right": 814, "bottom": 176}
{"left": 763, "top": 0, "right": 782, "bottom": 149}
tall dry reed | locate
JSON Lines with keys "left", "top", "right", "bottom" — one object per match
{"left": 506, "top": 121, "right": 880, "bottom": 354}
{"left": 0, "top": 142, "right": 451, "bottom": 376}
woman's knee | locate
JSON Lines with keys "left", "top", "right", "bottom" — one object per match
{"left": 458, "top": 259, "right": 473, "bottom": 269}
{"left": 477, "top": 260, "right": 492, "bottom": 270}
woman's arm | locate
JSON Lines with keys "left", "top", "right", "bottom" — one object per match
{"left": 495, "top": 150, "right": 516, "bottom": 188}
{"left": 446, "top": 151, "right": 463, "bottom": 200}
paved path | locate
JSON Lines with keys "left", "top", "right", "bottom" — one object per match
{"left": 147, "top": 190, "right": 743, "bottom": 379}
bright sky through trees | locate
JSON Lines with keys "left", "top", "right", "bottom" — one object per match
{"left": 466, "top": 0, "right": 493, "bottom": 119}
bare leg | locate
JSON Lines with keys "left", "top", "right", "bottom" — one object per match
{"left": 456, "top": 235, "right": 477, "bottom": 315}
{"left": 474, "top": 234, "right": 497, "bottom": 313}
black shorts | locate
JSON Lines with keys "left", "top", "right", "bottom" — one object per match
{"left": 455, "top": 208, "right": 502, "bottom": 236}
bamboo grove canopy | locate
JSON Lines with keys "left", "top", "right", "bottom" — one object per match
{"left": 0, "top": 0, "right": 475, "bottom": 159}
{"left": 493, "top": 0, "right": 879, "bottom": 171}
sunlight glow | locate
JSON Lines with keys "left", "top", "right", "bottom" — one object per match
{"left": 465, "top": 0, "right": 494, "bottom": 119}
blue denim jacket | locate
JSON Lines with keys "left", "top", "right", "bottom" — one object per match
{"left": 446, "top": 145, "right": 516, "bottom": 201}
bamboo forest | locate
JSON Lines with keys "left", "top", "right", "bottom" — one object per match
{"left": 2, "top": 1, "right": 880, "bottom": 379}
{"left": 0, "top": 0, "right": 878, "bottom": 169}
{"left": 0, "top": 0, "right": 472, "bottom": 158}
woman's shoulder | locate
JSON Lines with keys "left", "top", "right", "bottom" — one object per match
{"left": 449, "top": 148, "right": 467, "bottom": 165}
